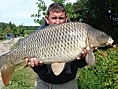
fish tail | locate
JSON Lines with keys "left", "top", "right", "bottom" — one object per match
{"left": 0, "top": 54, "right": 7, "bottom": 69}
{"left": 1, "top": 62, "right": 16, "bottom": 86}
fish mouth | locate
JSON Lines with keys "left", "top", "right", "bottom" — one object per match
{"left": 106, "top": 37, "right": 114, "bottom": 46}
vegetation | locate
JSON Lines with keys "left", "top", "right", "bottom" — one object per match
{"left": 0, "top": 0, "right": 118, "bottom": 89}
{"left": 72, "top": 0, "right": 118, "bottom": 43}
{"left": 0, "top": 22, "right": 38, "bottom": 40}
{"left": 77, "top": 47, "right": 118, "bottom": 89}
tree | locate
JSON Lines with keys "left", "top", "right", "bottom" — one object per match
{"left": 14, "top": 25, "right": 26, "bottom": 37}
{"left": 72, "top": 0, "right": 118, "bottom": 30}
{"left": 31, "top": 0, "right": 47, "bottom": 25}
{"left": 0, "top": 22, "right": 8, "bottom": 30}
{"left": 72, "top": 0, "right": 118, "bottom": 42}
{"left": 0, "top": 28, "right": 4, "bottom": 40}
{"left": 52, "top": 0, "right": 65, "bottom": 4}
{"left": 31, "top": 0, "right": 76, "bottom": 25}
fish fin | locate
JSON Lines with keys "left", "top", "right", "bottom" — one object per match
{"left": 0, "top": 54, "right": 7, "bottom": 69}
{"left": 19, "top": 60, "right": 29, "bottom": 70}
{"left": 85, "top": 49, "right": 95, "bottom": 66}
{"left": 51, "top": 63, "right": 65, "bottom": 76}
{"left": 1, "top": 62, "right": 16, "bottom": 86}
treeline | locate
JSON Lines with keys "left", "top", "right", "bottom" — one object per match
{"left": 70, "top": 0, "right": 118, "bottom": 43}
{"left": 0, "top": 22, "right": 39, "bottom": 40}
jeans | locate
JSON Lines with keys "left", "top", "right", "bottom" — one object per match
{"left": 35, "top": 77, "right": 78, "bottom": 89}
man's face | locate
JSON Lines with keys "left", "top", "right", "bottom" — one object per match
{"left": 45, "top": 11, "right": 67, "bottom": 25}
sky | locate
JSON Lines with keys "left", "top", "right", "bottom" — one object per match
{"left": 0, "top": 0, "right": 76, "bottom": 26}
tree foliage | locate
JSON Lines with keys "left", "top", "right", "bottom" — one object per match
{"left": 31, "top": 0, "right": 47, "bottom": 25}
{"left": 0, "top": 22, "right": 37, "bottom": 40}
{"left": 52, "top": 0, "right": 65, "bottom": 4}
{"left": 72, "top": 0, "right": 118, "bottom": 42}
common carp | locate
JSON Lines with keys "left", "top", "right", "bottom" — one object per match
{"left": 0, "top": 22, "right": 114, "bottom": 86}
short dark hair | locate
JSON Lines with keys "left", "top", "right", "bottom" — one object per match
{"left": 47, "top": 3, "right": 66, "bottom": 16}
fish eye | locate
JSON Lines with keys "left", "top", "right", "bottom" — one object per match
{"left": 101, "top": 32, "right": 105, "bottom": 36}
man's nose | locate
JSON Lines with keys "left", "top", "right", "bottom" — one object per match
{"left": 55, "top": 19, "right": 61, "bottom": 24}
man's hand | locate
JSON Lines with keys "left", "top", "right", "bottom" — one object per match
{"left": 80, "top": 48, "right": 87, "bottom": 59}
{"left": 77, "top": 47, "right": 97, "bottom": 60}
{"left": 24, "top": 57, "right": 43, "bottom": 67}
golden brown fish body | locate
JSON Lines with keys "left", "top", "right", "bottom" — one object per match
{"left": 0, "top": 22, "right": 114, "bottom": 86}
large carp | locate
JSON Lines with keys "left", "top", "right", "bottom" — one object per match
{"left": 0, "top": 22, "right": 114, "bottom": 86}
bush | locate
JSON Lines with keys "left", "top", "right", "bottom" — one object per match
{"left": 77, "top": 47, "right": 118, "bottom": 89}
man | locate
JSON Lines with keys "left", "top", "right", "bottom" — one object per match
{"left": 25, "top": 3, "right": 87, "bottom": 89}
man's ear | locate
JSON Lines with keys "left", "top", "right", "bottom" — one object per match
{"left": 66, "top": 16, "right": 69, "bottom": 22}
{"left": 45, "top": 15, "right": 49, "bottom": 24}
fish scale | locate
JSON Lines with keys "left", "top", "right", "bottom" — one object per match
{"left": 0, "top": 22, "right": 114, "bottom": 86}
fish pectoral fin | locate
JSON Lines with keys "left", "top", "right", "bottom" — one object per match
{"left": 19, "top": 60, "right": 30, "bottom": 70}
{"left": 51, "top": 63, "right": 65, "bottom": 76}
{"left": 85, "top": 49, "right": 95, "bottom": 66}
{"left": 1, "top": 62, "right": 15, "bottom": 86}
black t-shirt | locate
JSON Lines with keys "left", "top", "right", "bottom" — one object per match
{"left": 32, "top": 59, "right": 87, "bottom": 84}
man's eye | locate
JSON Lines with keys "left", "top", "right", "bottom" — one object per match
{"left": 52, "top": 17, "right": 57, "bottom": 20}
{"left": 59, "top": 17, "right": 64, "bottom": 20}
{"left": 51, "top": 17, "right": 65, "bottom": 20}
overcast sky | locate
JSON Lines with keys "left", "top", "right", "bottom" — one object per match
{"left": 0, "top": 0, "right": 76, "bottom": 26}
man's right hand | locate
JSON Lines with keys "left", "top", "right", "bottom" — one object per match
{"left": 24, "top": 57, "right": 43, "bottom": 67}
